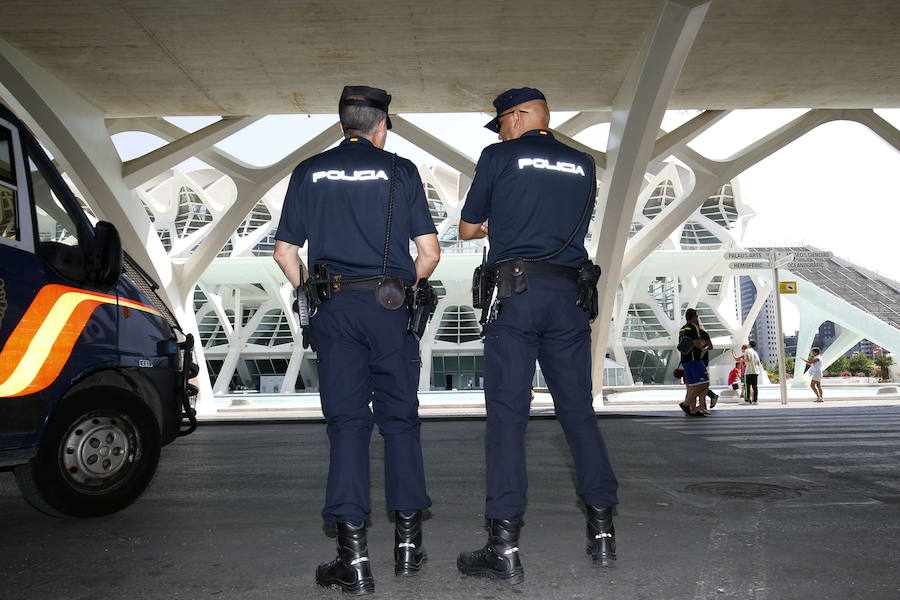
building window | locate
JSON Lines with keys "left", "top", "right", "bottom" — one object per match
{"left": 700, "top": 183, "right": 738, "bottom": 228}
{"left": 432, "top": 354, "right": 484, "bottom": 390}
{"left": 435, "top": 305, "right": 481, "bottom": 343}
{"left": 174, "top": 186, "right": 212, "bottom": 237}
{"left": 248, "top": 309, "right": 293, "bottom": 346}
{"left": 624, "top": 303, "right": 668, "bottom": 340}
{"left": 642, "top": 180, "right": 676, "bottom": 219}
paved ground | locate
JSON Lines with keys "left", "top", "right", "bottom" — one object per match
{"left": 2, "top": 405, "right": 900, "bottom": 599}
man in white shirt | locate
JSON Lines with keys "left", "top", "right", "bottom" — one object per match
{"left": 743, "top": 341, "right": 763, "bottom": 405}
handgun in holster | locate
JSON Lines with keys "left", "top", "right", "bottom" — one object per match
{"left": 575, "top": 262, "right": 602, "bottom": 321}
{"left": 406, "top": 278, "right": 438, "bottom": 341}
{"left": 305, "top": 263, "right": 332, "bottom": 310}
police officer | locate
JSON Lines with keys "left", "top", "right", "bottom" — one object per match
{"left": 273, "top": 86, "right": 440, "bottom": 595}
{"left": 456, "top": 88, "right": 618, "bottom": 583}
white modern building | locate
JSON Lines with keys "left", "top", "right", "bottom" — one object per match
{"left": 127, "top": 153, "right": 900, "bottom": 395}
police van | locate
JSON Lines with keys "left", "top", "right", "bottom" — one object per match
{"left": 0, "top": 101, "right": 197, "bottom": 517}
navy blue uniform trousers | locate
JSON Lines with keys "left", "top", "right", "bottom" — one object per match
{"left": 311, "top": 290, "right": 431, "bottom": 525}
{"left": 483, "top": 275, "right": 618, "bottom": 519}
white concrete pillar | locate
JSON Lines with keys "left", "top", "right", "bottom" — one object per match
{"left": 818, "top": 329, "right": 864, "bottom": 373}
{"left": 281, "top": 346, "right": 304, "bottom": 394}
{"left": 791, "top": 316, "right": 820, "bottom": 386}
{"left": 589, "top": 0, "right": 711, "bottom": 397}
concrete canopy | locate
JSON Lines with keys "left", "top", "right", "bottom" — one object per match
{"left": 2, "top": 0, "right": 899, "bottom": 117}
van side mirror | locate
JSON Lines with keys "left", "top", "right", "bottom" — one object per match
{"left": 92, "top": 221, "right": 123, "bottom": 289}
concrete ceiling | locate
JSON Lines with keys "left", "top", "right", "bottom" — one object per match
{"left": 2, "top": 0, "right": 899, "bottom": 117}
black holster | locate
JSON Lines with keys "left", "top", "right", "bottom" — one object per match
{"left": 305, "top": 263, "right": 332, "bottom": 309}
{"left": 406, "top": 278, "right": 438, "bottom": 341}
{"left": 576, "top": 262, "right": 602, "bottom": 321}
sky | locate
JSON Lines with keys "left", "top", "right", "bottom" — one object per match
{"left": 112, "top": 107, "right": 900, "bottom": 286}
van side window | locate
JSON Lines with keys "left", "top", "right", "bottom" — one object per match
{"left": 26, "top": 149, "right": 87, "bottom": 281}
{"left": 28, "top": 156, "right": 80, "bottom": 246}
{"left": 0, "top": 126, "right": 18, "bottom": 240}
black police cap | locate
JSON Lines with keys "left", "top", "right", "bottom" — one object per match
{"left": 339, "top": 85, "right": 392, "bottom": 129}
{"left": 484, "top": 87, "right": 546, "bottom": 133}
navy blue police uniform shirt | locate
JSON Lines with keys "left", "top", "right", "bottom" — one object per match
{"left": 460, "top": 129, "right": 596, "bottom": 269}
{"left": 275, "top": 137, "right": 436, "bottom": 284}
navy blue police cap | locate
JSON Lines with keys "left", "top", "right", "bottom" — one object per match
{"left": 340, "top": 85, "right": 392, "bottom": 129}
{"left": 484, "top": 87, "right": 546, "bottom": 133}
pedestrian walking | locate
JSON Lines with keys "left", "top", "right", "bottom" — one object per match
{"left": 677, "top": 308, "right": 712, "bottom": 416}
{"left": 743, "top": 341, "right": 764, "bottom": 405}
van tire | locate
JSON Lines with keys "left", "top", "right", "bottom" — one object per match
{"left": 13, "top": 388, "right": 161, "bottom": 518}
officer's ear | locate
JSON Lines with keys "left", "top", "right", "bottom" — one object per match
{"left": 373, "top": 117, "right": 389, "bottom": 149}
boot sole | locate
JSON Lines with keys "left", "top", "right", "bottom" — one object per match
{"left": 316, "top": 576, "right": 375, "bottom": 595}
{"left": 395, "top": 553, "right": 428, "bottom": 577}
{"left": 587, "top": 548, "right": 617, "bottom": 568}
{"left": 456, "top": 559, "right": 524, "bottom": 584}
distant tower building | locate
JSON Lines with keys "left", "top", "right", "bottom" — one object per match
{"left": 817, "top": 321, "right": 883, "bottom": 359}
{"left": 784, "top": 333, "right": 798, "bottom": 358}
{"left": 818, "top": 321, "right": 838, "bottom": 350}
{"left": 739, "top": 276, "right": 778, "bottom": 366}
{"left": 847, "top": 339, "right": 883, "bottom": 359}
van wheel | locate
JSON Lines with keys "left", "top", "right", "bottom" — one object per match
{"left": 14, "top": 388, "right": 161, "bottom": 518}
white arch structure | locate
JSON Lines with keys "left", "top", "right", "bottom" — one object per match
{"left": 2, "top": 0, "right": 899, "bottom": 413}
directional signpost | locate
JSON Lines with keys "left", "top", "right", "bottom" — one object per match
{"left": 726, "top": 249, "right": 832, "bottom": 405}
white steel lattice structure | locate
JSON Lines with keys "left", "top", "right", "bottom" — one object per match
{"left": 132, "top": 159, "right": 751, "bottom": 392}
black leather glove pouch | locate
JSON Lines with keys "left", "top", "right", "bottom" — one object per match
{"left": 497, "top": 259, "right": 528, "bottom": 298}
{"left": 375, "top": 276, "right": 406, "bottom": 310}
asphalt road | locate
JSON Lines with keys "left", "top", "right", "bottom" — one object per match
{"left": 2, "top": 405, "right": 899, "bottom": 600}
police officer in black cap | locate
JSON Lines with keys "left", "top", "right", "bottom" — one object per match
{"left": 456, "top": 87, "right": 618, "bottom": 583}
{"left": 274, "top": 85, "right": 440, "bottom": 595}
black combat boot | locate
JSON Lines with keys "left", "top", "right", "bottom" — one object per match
{"left": 394, "top": 510, "right": 427, "bottom": 576}
{"left": 456, "top": 518, "right": 524, "bottom": 584}
{"left": 586, "top": 505, "right": 616, "bottom": 567}
{"left": 315, "top": 522, "right": 375, "bottom": 595}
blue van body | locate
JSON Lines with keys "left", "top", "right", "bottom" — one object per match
{"left": 0, "top": 101, "right": 195, "bottom": 516}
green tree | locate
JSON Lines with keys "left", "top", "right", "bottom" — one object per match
{"left": 764, "top": 362, "right": 780, "bottom": 383}
{"left": 785, "top": 357, "right": 795, "bottom": 375}
{"left": 847, "top": 352, "right": 874, "bottom": 376}
{"left": 874, "top": 355, "right": 895, "bottom": 380}
{"left": 826, "top": 355, "right": 850, "bottom": 376}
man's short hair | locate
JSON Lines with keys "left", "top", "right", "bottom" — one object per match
{"left": 749, "top": 340, "right": 757, "bottom": 348}
{"left": 685, "top": 308, "right": 698, "bottom": 321}
{"left": 339, "top": 97, "right": 386, "bottom": 137}
{"left": 535, "top": 99, "right": 551, "bottom": 122}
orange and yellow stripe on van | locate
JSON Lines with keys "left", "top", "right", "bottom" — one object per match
{"left": 0, "top": 284, "right": 161, "bottom": 398}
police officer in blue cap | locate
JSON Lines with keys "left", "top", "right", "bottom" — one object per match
{"left": 274, "top": 85, "right": 440, "bottom": 595}
{"left": 456, "top": 87, "right": 618, "bottom": 583}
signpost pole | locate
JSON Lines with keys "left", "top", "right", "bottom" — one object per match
{"left": 772, "top": 250, "right": 789, "bottom": 405}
